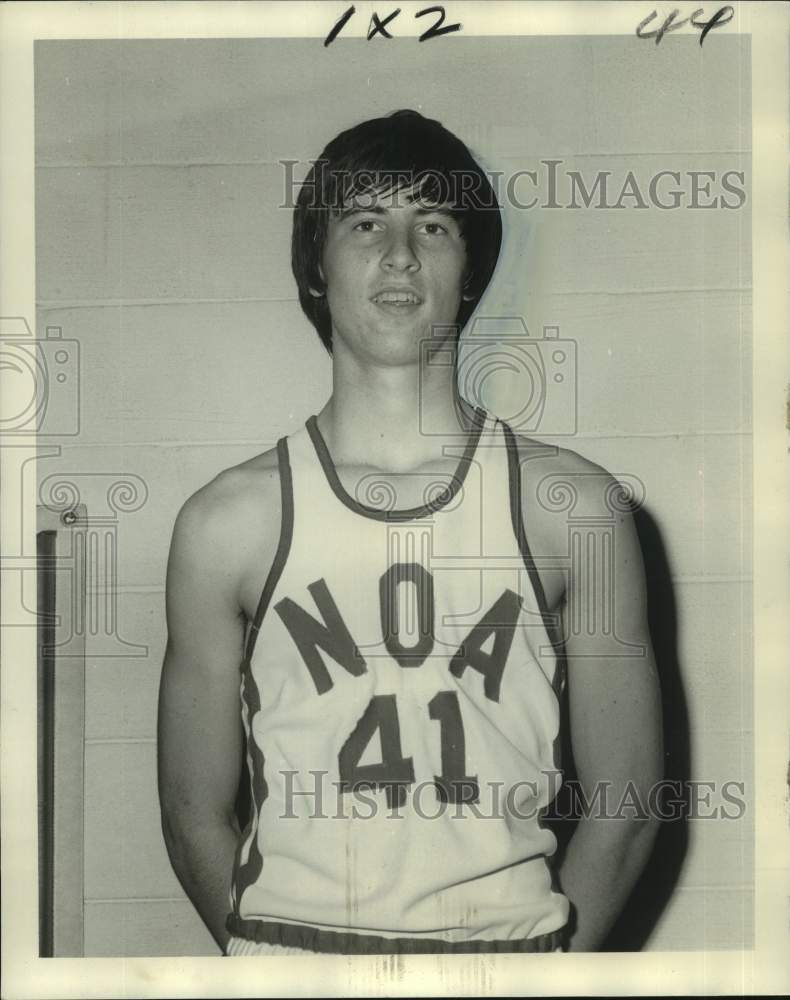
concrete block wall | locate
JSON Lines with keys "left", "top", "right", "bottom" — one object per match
{"left": 35, "top": 35, "right": 752, "bottom": 955}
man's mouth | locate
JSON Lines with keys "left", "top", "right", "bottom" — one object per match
{"left": 371, "top": 290, "right": 423, "bottom": 306}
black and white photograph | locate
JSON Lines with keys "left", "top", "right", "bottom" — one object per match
{"left": 1, "top": 1, "right": 787, "bottom": 997}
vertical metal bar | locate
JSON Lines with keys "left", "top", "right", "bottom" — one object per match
{"left": 37, "top": 529, "right": 57, "bottom": 957}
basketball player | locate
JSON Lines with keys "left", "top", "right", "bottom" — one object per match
{"left": 157, "top": 110, "right": 662, "bottom": 955}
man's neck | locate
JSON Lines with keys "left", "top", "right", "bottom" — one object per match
{"left": 315, "top": 370, "right": 480, "bottom": 474}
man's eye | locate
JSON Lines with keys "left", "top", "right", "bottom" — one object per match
{"left": 419, "top": 222, "right": 449, "bottom": 235}
{"left": 353, "top": 219, "right": 383, "bottom": 232}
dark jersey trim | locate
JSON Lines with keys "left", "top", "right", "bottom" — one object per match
{"left": 502, "top": 420, "right": 567, "bottom": 783}
{"left": 243, "top": 437, "right": 294, "bottom": 666}
{"left": 502, "top": 421, "right": 554, "bottom": 623}
{"left": 305, "top": 406, "right": 488, "bottom": 522}
{"left": 226, "top": 914, "right": 566, "bottom": 954}
{"left": 231, "top": 656, "right": 269, "bottom": 908}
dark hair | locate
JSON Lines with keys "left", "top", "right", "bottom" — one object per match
{"left": 291, "top": 109, "right": 503, "bottom": 354}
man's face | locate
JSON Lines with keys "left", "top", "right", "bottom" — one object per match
{"left": 318, "top": 186, "right": 468, "bottom": 365}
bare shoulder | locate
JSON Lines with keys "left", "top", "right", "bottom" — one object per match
{"left": 511, "top": 432, "right": 627, "bottom": 516}
{"left": 175, "top": 445, "right": 281, "bottom": 537}
{"left": 169, "top": 445, "right": 283, "bottom": 620}
{"left": 508, "top": 433, "right": 637, "bottom": 612}
{"left": 511, "top": 431, "right": 612, "bottom": 478}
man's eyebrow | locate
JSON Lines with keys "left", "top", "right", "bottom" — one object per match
{"left": 413, "top": 206, "right": 459, "bottom": 218}
{"left": 334, "top": 204, "right": 459, "bottom": 221}
{"left": 335, "top": 205, "right": 387, "bottom": 221}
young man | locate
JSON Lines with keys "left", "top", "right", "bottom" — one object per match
{"left": 157, "top": 110, "right": 662, "bottom": 955}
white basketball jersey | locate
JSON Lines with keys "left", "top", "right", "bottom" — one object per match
{"left": 226, "top": 407, "right": 569, "bottom": 953}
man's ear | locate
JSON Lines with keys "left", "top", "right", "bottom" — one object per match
{"left": 309, "top": 262, "right": 327, "bottom": 298}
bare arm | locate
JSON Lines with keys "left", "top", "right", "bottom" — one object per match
{"left": 157, "top": 483, "right": 251, "bottom": 954}
{"left": 556, "top": 479, "right": 663, "bottom": 952}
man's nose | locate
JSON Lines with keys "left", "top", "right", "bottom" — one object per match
{"left": 381, "top": 230, "right": 420, "bottom": 271}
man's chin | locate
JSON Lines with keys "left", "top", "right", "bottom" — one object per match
{"left": 332, "top": 315, "right": 460, "bottom": 360}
